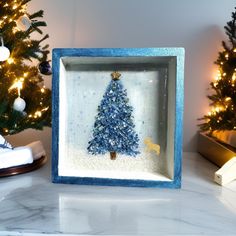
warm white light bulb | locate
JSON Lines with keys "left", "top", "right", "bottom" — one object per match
{"left": 7, "top": 57, "right": 14, "bottom": 64}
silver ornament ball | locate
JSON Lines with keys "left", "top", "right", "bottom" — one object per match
{"left": 13, "top": 97, "right": 26, "bottom": 112}
{"left": 16, "top": 15, "right": 32, "bottom": 31}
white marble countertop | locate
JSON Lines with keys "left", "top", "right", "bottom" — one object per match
{"left": 0, "top": 152, "right": 236, "bottom": 236}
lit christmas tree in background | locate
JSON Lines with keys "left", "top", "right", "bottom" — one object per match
{"left": 199, "top": 7, "right": 236, "bottom": 132}
{"left": 0, "top": 0, "right": 51, "bottom": 136}
{"left": 88, "top": 72, "right": 139, "bottom": 160}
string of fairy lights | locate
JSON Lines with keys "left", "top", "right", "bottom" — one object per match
{"left": 0, "top": 2, "right": 27, "bottom": 28}
{"left": 0, "top": 0, "right": 50, "bottom": 134}
{"left": 206, "top": 48, "right": 236, "bottom": 131}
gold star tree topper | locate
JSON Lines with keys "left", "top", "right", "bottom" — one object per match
{"left": 111, "top": 71, "right": 121, "bottom": 80}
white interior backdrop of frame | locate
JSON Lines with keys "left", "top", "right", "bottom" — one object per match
{"left": 52, "top": 48, "right": 185, "bottom": 188}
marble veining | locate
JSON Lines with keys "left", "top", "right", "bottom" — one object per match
{"left": 0, "top": 152, "right": 236, "bottom": 235}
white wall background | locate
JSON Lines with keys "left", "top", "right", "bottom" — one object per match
{"left": 8, "top": 0, "right": 236, "bottom": 152}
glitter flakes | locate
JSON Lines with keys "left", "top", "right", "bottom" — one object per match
{"left": 87, "top": 78, "right": 140, "bottom": 158}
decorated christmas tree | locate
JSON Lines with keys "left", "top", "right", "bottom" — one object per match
{"left": 0, "top": 0, "right": 51, "bottom": 136}
{"left": 87, "top": 72, "right": 139, "bottom": 160}
{"left": 199, "top": 7, "right": 236, "bottom": 132}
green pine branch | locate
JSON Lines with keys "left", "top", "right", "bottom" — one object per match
{"left": 199, "top": 7, "right": 236, "bottom": 133}
{"left": 0, "top": 0, "right": 51, "bottom": 135}
{"left": 29, "top": 10, "right": 44, "bottom": 19}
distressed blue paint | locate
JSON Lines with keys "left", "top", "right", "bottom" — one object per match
{"left": 52, "top": 50, "right": 60, "bottom": 182}
{"left": 173, "top": 51, "right": 185, "bottom": 188}
{"left": 52, "top": 47, "right": 184, "bottom": 58}
{"left": 52, "top": 175, "right": 180, "bottom": 189}
{"left": 52, "top": 48, "right": 185, "bottom": 188}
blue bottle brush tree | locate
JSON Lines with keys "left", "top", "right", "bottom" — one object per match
{"left": 87, "top": 71, "right": 140, "bottom": 160}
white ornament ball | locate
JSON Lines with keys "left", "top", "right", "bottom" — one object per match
{"left": 16, "top": 15, "right": 31, "bottom": 31}
{"left": 0, "top": 46, "right": 10, "bottom": 61}
{"left": 13, "top": 97, "right": 26, "bottom": 112}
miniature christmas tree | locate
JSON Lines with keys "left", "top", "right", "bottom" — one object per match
{"left": 0, "top": 0, "right": 51, "bottom": 135}
{"left": 199, "top": 7, "right": 236, "bottom": 132}
{"left": 87, "top": 72, "right": 139, "bottom": 160}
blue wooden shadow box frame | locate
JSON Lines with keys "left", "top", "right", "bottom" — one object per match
{"left": 52, "top": 48, "right": 185, "bottom": 188}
